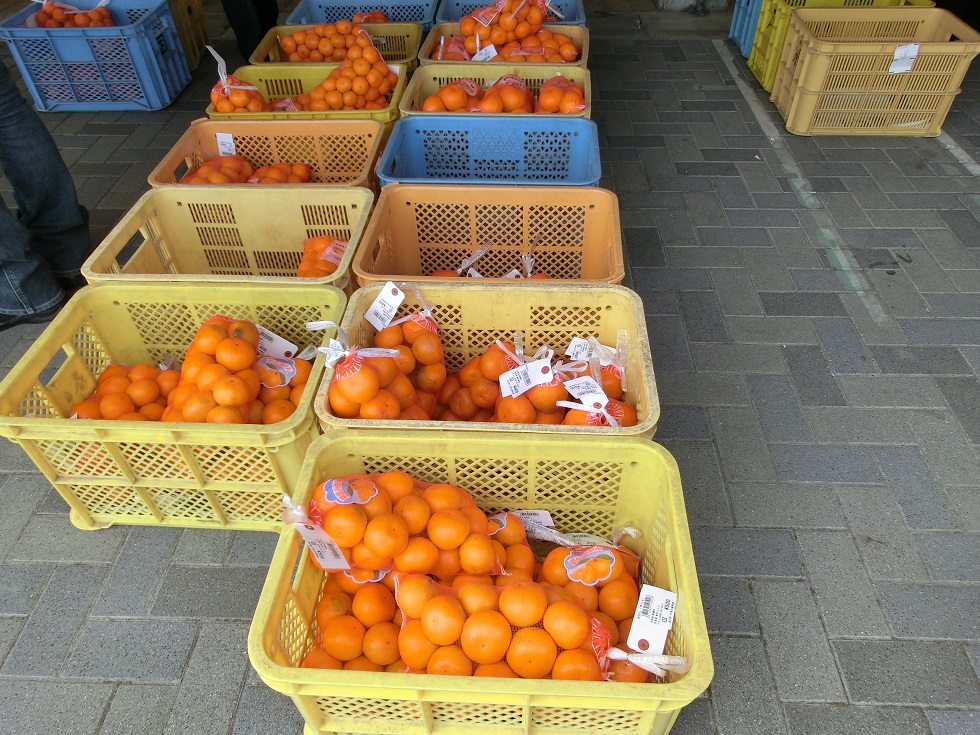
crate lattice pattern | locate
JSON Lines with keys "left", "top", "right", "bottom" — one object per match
{"left": 418, "top": 128, "right": 575, "bottom": 181}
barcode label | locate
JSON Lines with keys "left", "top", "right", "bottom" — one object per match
{"left": 563, "top": 376, "right": 608, "bottom": 408}
{"left": 513, "top": 509, "right": 554, "bottom": 526}
{"left": 365, "top": 281, "right": 405, "bottom": 331}
{"left": 499, "top": 359, "right": 553, "bottom": 398}
{"left": 256, "top": 325, "right": 298, "bottom": 358}
{"left": 292, "top": 523, "right": 350, "bottom": 570}
{"left": 565, "top": 336, "right": 593, "bottom": 361}
{"left": 627, "top": 584, "right": 677, "bottom": 655}
{"left": 640, "top": 596, "right": 654, "bottom": 618}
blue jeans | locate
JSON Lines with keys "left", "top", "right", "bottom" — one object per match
{"left": 0, "top": 63, "right": 89, "bottom": 316}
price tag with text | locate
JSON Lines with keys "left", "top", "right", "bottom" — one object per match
{"left": 256, "top": 325, "right": 298, "bottom": 358}
{"left": 513, "top": 509, "right": 555, "bottom": 527}
{"left": 215, "top": 132, "right": 236, "bottom": 156}
{"left": 499, "top": 358, "right": 553, "bottom": 398}
{"left": 292, "top": 522, "right": 350, "bottom": 570}
{"left": 365, "top": 281, "right": 405, "bottom": 331}
{"left": 471, "top": 44, "right": 497, "bottom": 61}
{"left": 627, "top": 584, "right": 677, "bottom": 655}
{"left": 563, "top": 376, "right": 608, "bottom": 409}
{"left": 565, "top": 336, "right": 593, "bottom": 361}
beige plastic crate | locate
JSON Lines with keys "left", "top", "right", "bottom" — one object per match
{"left": 351, "top": 183, "right": 624, "bottom": 285}
{"left": 147, "top": 118, "right": 384, "bottom": 188}
{"left": 249, "top": 22, "right": 423, "bottom": 71}
{"left": 770, "top": 7, "right": 980, "bottom": 135}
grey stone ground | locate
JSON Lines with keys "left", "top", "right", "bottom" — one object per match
{"left": 0, "top": 1, "right": 978, "bottom": 733}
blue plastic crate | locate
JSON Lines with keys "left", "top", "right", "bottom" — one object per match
{"left": 376, "top": 115, "right": 600, "bottom": 187}
{"left": 729, "top": 0, "right": 764, "bottom": 58}
{"left": 286, "top": 0, "right": 438, "bottom": 30}
{"left": 435, "top": 0, "right": 585, "bottom": 25}
{"left": 0, "top": 0, "right": 190, "bottom": 111}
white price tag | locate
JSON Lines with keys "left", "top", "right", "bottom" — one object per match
{"left": 215, "top": 132, "right": 236, "bottom": 156}
{"left": 499, "top": 358, "right": 553, "bottom": 398}
{"left": 565, "top": 531, "right": 612, "bottom": 546}
{"left": 256, "top": 325, "right": 299, "bottom": 358}
{"left": 565, "top": 336, "right": 594, "bottom": 361}
{"left": 292, "top": 522, "right": 350, "bottom": 570}
{"left": 466, "top": 267, "right": 484, "bottom": 278}
{"left": 365, "top": 281, "right": 405, "bottom": 331}
{"left": 627, "top": 585, "right": 677, "bottom": 655}
{"left": 514, "top": 509, "right": 555, "bottom": 526}
{"left": 889, "top": 43, "right": 918, "bottom": 74}
{"left": 471, "top": 43, "right": 497, "bottom": 61}
{"left": 563, "top": 376, "right": 608, "bottom": 409}
{"left": 503, "top": 269, "right": 522, "bottom": 279}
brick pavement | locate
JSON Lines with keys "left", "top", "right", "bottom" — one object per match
{"left": 0, "top": 3, "right": 977, "bottom": 734}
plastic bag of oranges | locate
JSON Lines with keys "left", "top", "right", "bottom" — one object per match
{"left": 296, "top": 235, "right": 347, "bottom": 278}
{"left": 277, "top": 19, "right": 375, "bottom": 63}
{"left": 306, "top": 470, "right": 503, "bottom": 577}
{"left": 298, "top": 30, "right": 397, "bottom": 111}
{"left": 314, "top": 325, "right": 405, "bottom": 420}
{"left": 420, "top": 78, "right": 483, "bottom": 112}
{"left": 207, "top": 46, "right": 272, "bottom": 114}
{"left": 430, "top": 34, "right": 470, "bottom": 61}
{"left": 391, "top": 570, "right": 611, "bottom": 679}
{"left": 353, "top": 10, "right": 389, "bottom": 22}
{"left": 473, "top": 74, "right": 533, "bottom": 113}
{"left": 535, "top": 74, "right": 586, "bottom": 114}
{"left": 31, "top": 1, "right": 114, "bottom": 28}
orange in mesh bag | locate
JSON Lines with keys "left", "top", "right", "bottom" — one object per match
{"left": 473, "top": 74, "right": 534, "bottom": 113}
{"left": 535, "top": 74, "right": 586, "bottom": 114}
{"left": 392, "top": 571, "right": 611, "bottom": 679}
{"left": 296, "top": 235, "right": 347, "bottom": 278}
{"left": 420, "top": 78, "right": 483, "bottom": 112}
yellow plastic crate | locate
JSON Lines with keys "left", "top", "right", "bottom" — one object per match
{"left": 351, "top": 183, "right": 624, "bottom": 285}
{"left": 417, "top": 22, "right": 589, "bottom": 67}
{"left": 147, "top": 118, "right": 384, "bottom": 189}
{"left": 314, "top": 281, "right": 660, "bottom": 437}
{"left": 169, "top": 0, "right": 209, "bottom": 70}
{"left": 400, "top": 63, "right": 592, "bottom": 118}
{"left": 0, "top": 283, "right": 346, "bottom": 532}
{"left": 771, "top": 7, "right": 980, "bottom": 135}
{"left": 248, "top": 430, "right": 713, "bottom": 735}
{"left": 205, "top": 64, "right": 406, "bottom": 122}
{"left": 746, "top": 0, "right": 935, "bottom": 92}
{"left": 82, "top": 185, "right": 374, "bottom": 293}
{"left": 249, "top": 22, "right": 423, "bottom": 72}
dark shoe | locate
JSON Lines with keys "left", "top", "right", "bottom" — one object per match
{"left": 57, "top": 273, "right": 87, "bottom": 296}
{"left": 0, "top": 297, "right": 65, "bottom": 333}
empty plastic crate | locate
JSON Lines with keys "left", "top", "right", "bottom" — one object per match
{"left": 147, "top": 118, "right": 384, "bottom": 188}
{"left": 249, "top": 22, "right": 423, "bottom": 72}
{"left": 376, "top": 116, "right": 600, "bottom": 186}
{"left": 401, "top": 63, "right": 591, "bottom": 118}
{"left": 746, "top": 0, "right": 935, "bottom": 93}
{"left": 286, "top": 0, "right": 438, "bottom": 30}
{"left": 771, "top": 7, "right": 980, "bottom": 135}
{"left": 168, "top": 0, "right": 208, "bottom": 70}
{"left": 435, "top": 0, "right": 585, "bottom": 25}
{"left": 0, "top": 0, "right": 191, "bottom": 111}
{"left": 418, "top": 22, "right": 588, "bottom": 66}
{"left": 729, "top": 0, "right": 765, "bottom": 57}
{"left": 83, "top": 185, "right": 374, "bottom": 292}
{"left": 205, "top": 64, "right": 405, "bottom": 122}
{"left": 248, "top": 430, "right": 712, "bottom": 735}
{"left": 352, "top": 183, "right": 621, "bottom": 284}
{"left": 315, "top": 282, "right": 658, "bottom": 437}
{"left": 0, "top": 283, "right": 346, "bottom": 531}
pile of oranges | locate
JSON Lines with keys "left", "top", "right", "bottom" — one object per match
{"left": 71, "top": 363, "right": 180, "bottom": 421}
{"left": 419, "top": 75, "right": 585, "bottom": 114}
{"left": 210, "top": 81, "right": 273, "bottom": 114}
{"left": 307, "top": 471, "right": 504, "bottom": 576}
{"left": 430, "top": 27, "right": 579, "bottom": 64}
{"left": 277, "top": 20, "right": 376, "bottom": 63}
{"left": 299, "top": 474, "right": 652, "bottom": 682}
{"left": 328, "top": 314, "right": 447, "bottom": 420}
{"left": 296, "top": 235, "right": 347, "bottom": 278}
{"left": 353, "top": 10, "right": 389, "bottom": 22}
{"left": 290, "top": 50, "right": 399, "bottom": 112}
{"left": 33, "top": 3, "right": 113, "bottom": 27}
{"left": 451, "top": 0, "right": 552, "bottom": 58}
{"left": 179, "top": 155, "right": 312, "bottom": 184}
{"left": 160, "top": 316, "right": 313, "bottom": 425}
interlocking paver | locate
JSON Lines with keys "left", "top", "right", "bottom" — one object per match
{"left": 709, "top": 637, "right": 788, "bottom": 735}
{"left": 232, "top": 686, "right": 306, "bottom": 735}
{"left": 811, "top": 317, "right": 879, "bottom": 374}
{"left": 645, "top": 314, "right": 694, "bottom": 371}
{"left": 99, "top": 684, "right": 177, "bottom": 735}
{"left": 926, "top": 710, "right": 980, "bottom": 735}
{"left": 664, "top": 440, "right": 732, "bottom": 526}
{"left": 725, "top": 316, "right": 818, "bottom": 346}
{"left": 834, "top": 640, "right": 980, "bottom": 706}
{"left": 692, "top": 344, "right": 787, "bottom": 374}
{"left": 913, "top": 532, "right": 980, "bottom": 582}
{"left": 0, "top": 679, "right": 113, "bottom": 735}
{"left": 7, "top": 514, "right": 126, "bottom": 564}
{"left": 770, "top": 445, "right": 881, "bottom": 485}
{"left": 747, "top": 375, "right": 811, "bottom": 442}
{"left": 151, "top": 567, "right": 267, "bottom": 619}
{"left": 0, "top": 563, "right": 52, "bottom": 615}
{"left": 836, "top": 375, "right": 946, "bottom": 408}
{"left": 699, "top": 577, "right": 757, "bottom": 635}
{"left": 226, "top": 532, "right": 279, "bottom": 567}
{"left": 710, "top": 268, "right": 764, "bottom": 315}
{"left": 667, "top": 699, "right": 716, "bottom": 735}
{"left": 92, "top": 528, "right": 180, "bottom": 617}
{"left": 656, "top": 407, "right": 712, "bottom": 441}
{"left": 906, "top": 410, "right": 980, "bottom": 487}
{"left": 804, "top": 407, "right": 914, "bottom": 444}
{"left": 729, "top": 483, "right": 843, "bottom": 529}
{"left": 783, "top": 704, "right": 931, "bottom": 735}
{"left": 874, "top": 445, "right": 958, "bottom": 531}
{"left": 870, "top": 345, "right": 974, "bottom": 376}
{"left": 709, "top": 406, "right": 777, "bottom": 483}
{"left": 0, "top": 616, "right": 24, "bottom": 663}
{"left": 876, "top": 582, "right": 980, "bottom": 640}
{"left": 836, "top": 486, "right": 929, "bottom": 581}
{"left": 690, "top": 528, "right": 803, "bottom": 578}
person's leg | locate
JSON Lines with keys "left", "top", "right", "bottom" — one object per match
{"left": 220, "top": 0, "right": 271, "bottom": 60}
{"left": 254, "top": 0, "right": 280, "bottom": 32}
{"left": 0, "top": 63, "right": 86, "bottom": 316}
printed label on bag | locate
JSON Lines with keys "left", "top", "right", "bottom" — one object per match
{"left": 293, "top": 522, "right": 350, "bottom": 570}
{"left": 627, "top": 584, "right": 677, "bottom": 655}
{"left": 255, "top": 356, "right": 298, "bottom": 387}
{"left": 215, "top": 132, "right": 236, "bottom": 155}
{"left": 471, "top": 44, "right": 498, "bottom": 61}
{"left": 319, "top": 477, "right": 378, "bottom": 505}
{"left": 499, "top": 358, "right": 553, "bottom": 398}
{"left": 565, "top": 531, "right": 612, "bottom": 546}
{"left": 513, "top": 509, "right": 555, "bottom": 526}
{"left": 563, "top": 376, "right": 608, "bottom": 409}
{"left": 365, "top": 281, "right": 405, "bottom": 330}
{"left": 256, "top": 325, "right": 298, "bottom": 358}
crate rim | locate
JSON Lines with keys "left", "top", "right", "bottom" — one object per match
{"left": 247, "top": 21, "right": 424, "bottom": 69}
{"left": 81, "top": 184, "right": 375, "bottom": 287}
{"left": 417, "top": 21, "right": 589, "bottom": 67}
{"left": 247, "top": 429, "right": 713, "bottom": 704}
{"left": 0, "top": 281, "right": 347, "bottom": 443}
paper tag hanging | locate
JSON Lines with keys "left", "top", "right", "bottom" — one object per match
{"left": 215, "top": 132, "right": 236, "bottom": 156}
{"left": 292, "top": 522, "right": 351, "bottom": 570}
{"left": 563, "top": 375, "right": 609, "bottom": 409}
{"left": 499, "top": 358, "right": 553, "bottom": 398}
{"left": 471, "top": 44, "right": 497, "bottom": 61}
{"left": 256, "top": 325, "right": 298, "bottom": 358}
{"left": 503, "top": 269, "right": 522, "bottom": 278}
{"left": 466, "top": 267, "right": 484, "bottom": 278}
{"left": 626, "top": 584, "right": 677, "bottom": 655}
{"left": 365, "top": 281, "right": 405, "bottom": 330}
{"left": 565, "top": 336, "right": 594, "bottom": 361}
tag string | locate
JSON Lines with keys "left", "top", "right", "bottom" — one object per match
{"left": 556, "top": 400, "right": 620, "bottom": 428}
